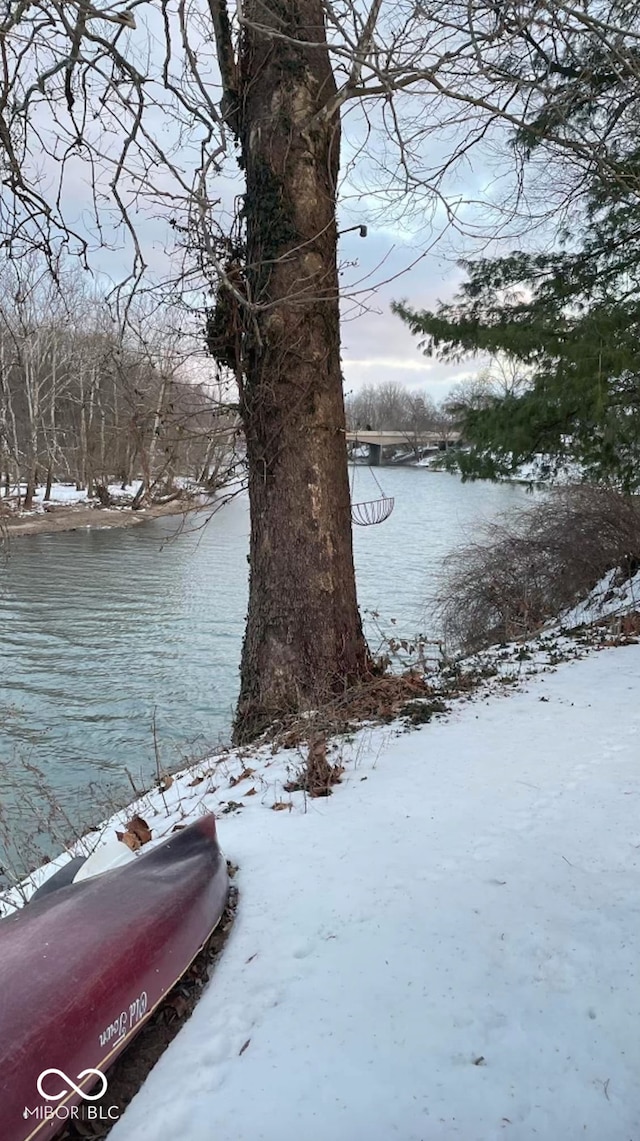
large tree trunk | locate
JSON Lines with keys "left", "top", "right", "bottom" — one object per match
{"left": 233, "top": 0, "right": 371, "bottom": 742}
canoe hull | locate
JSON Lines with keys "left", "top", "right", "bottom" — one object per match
{"left": 0, "top": 815, "right": 228, "bottom": 1141}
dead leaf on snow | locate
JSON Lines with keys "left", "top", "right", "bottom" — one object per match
{"left": 230, "top": 767, "right": 255, "bottom": 787}
{"left": 116, "top": 829, "right": 141, "bottom": 851}
{"left": 284, "top": 734, "right": 343, "bottom": 798}
{"left": 126, "top": 814, "right": 152, "bottom": 845}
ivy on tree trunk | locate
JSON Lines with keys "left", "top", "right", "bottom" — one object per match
{"left": 231, "top": 0, "right": 372, "bottom": 741}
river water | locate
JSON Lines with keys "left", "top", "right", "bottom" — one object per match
{"left": 0, "top": 468, "right": 529, "bottom": 845}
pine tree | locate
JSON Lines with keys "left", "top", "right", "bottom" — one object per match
{"left": 394, "top": 190, "right": 640, "bottom": 490}
{"left": 395, "top": 2, "right": 640, "bottom": 491}
{"left": 396, "top": 191, "right": 640, "bottom": 494}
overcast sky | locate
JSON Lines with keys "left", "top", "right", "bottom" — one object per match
{"left": 337, "top": 224, "right": 479, "bottom": 401}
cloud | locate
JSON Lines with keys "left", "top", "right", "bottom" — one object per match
{"left": 338, "top": 224, "right": 478, "bottom": 398}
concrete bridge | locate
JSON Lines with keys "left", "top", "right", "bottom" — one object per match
{"left": 345, "top": 429, "right": 461, "bottom": 466}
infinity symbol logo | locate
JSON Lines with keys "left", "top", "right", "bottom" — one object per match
{"left": 36, "top": 1068, "right": 108, "bottom": 1102}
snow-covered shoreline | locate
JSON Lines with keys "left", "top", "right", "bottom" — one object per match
{"left": 5, "top": 566, "right": 639, "bottom": 917}
{"left": 4, "top": 569, "right": 640, "bottom": 1139}
{"left": 0, "top": 481, "right": 227, "bottom": 539}
{"left": 104, "top": 632, "right": 639, "bottom": 1141}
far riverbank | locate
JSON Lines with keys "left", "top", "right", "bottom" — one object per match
{"left": 3, "top": 496, "right": 202, "bottom": 539}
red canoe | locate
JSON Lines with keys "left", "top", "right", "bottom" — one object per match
{"left": 0, "top": 815, "right": 228, "bottom": 1141}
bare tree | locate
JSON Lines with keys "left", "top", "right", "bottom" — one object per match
{"left": 441, "top": 359, "right": 533, "bottom": 425}
{"left": 400, "top": 392, "right": 440, "bottom": 458}
{"left": 479, "top": 360, "right": 531, "bottom": 400}
{"left": 0, "top": 260, "right": 235, "bottom": 504}
{"left": 346, "top": 381, "right": 413, "bottom": 430}
{"left": 442, "top": 376, "right": 496, "bottom": 424}
{"left": 0, "top": 269, "right": 70, "bottom": 507}
{"left": 345, "top": 382, "right": 439, "bottom": 457}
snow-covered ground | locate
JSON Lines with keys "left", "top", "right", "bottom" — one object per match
{"left": 4, "top": 481, "right": 144, "bottom": 513}
{"left": 414, "top": 451, "right": 584, "bottom": 484}
{"left": 3, "top": 479, "right": 227, "bottom": 518}
{"left": 26, "top": 628, "right": 630, "bottom": 1141}
{"left": 32, "top": 482, "right": 91, "bottom": 505}
{"left": 559, "top": 566, "right": 640, "bottom": 631}
{"left": 3, "top": 581, "right": 639, "bottom": 1139}
{"left": 511, "top": 456, "right": 584, "bottom": 485}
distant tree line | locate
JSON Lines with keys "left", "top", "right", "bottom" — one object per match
{"left": 344, "top": 370, "right": 527, "bottom": 443}
{"left": 345, "top": 382, "right": 444, "bottom": 435}
{"left": 0, "top": 265, "right": 237, "bottom": 509}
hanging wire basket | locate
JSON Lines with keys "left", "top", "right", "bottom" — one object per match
{"left": 351, "top": 496, "right": 395, "bottom": 526}
{"left": 348, "top": 432, "right": 395, "bottom": 526}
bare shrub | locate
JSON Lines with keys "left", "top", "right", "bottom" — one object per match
{"left": 284, "top": 735, "right": 344, "bottom": 798}
{"left": 0, "top": 753, "right": 133, "bottom": 910}
{"left": 439, "top": 487, "right": 640, "bottom": 653}
{"left": 271, "top": 672, "right": 436, "bottom": 751}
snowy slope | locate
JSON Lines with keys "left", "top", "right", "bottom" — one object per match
{"left": 104, "top": 643, "right": 640, "bottom": 1141}
{"left": 558, "top": 566, "right": 640, "bottom": 631}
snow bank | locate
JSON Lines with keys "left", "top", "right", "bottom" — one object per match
{"left": 5, "top": 481, "right": 145, "bottom": 514}
{"left": 34, "top": 483, "right": 88, "bottom": 504}
{"left": 512, "top": 456, "right": 583, "bottom": 485}
{"left": 558, "top": 567, "right": 640, "bottom": 631}
{"left": 102, "top": 643, "right": 640, "bottom": 1141}
{"left": 394, "top": 451, "right": 582, "bottom": 482}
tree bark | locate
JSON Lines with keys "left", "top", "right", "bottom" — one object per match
{"left": 43, "top": 341, "right": 59, "bottom": 501}
{"left": 0, "top": 344, "right": 19, "bottom": 500}
{"left": 23, "top": 353, "right": 39, "bottom": 510}
{"left": 147, "top": 372, "right": 168, "bottom": 491}
{"left": 233, "top": 0, "right": 371, "bottom": 741}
